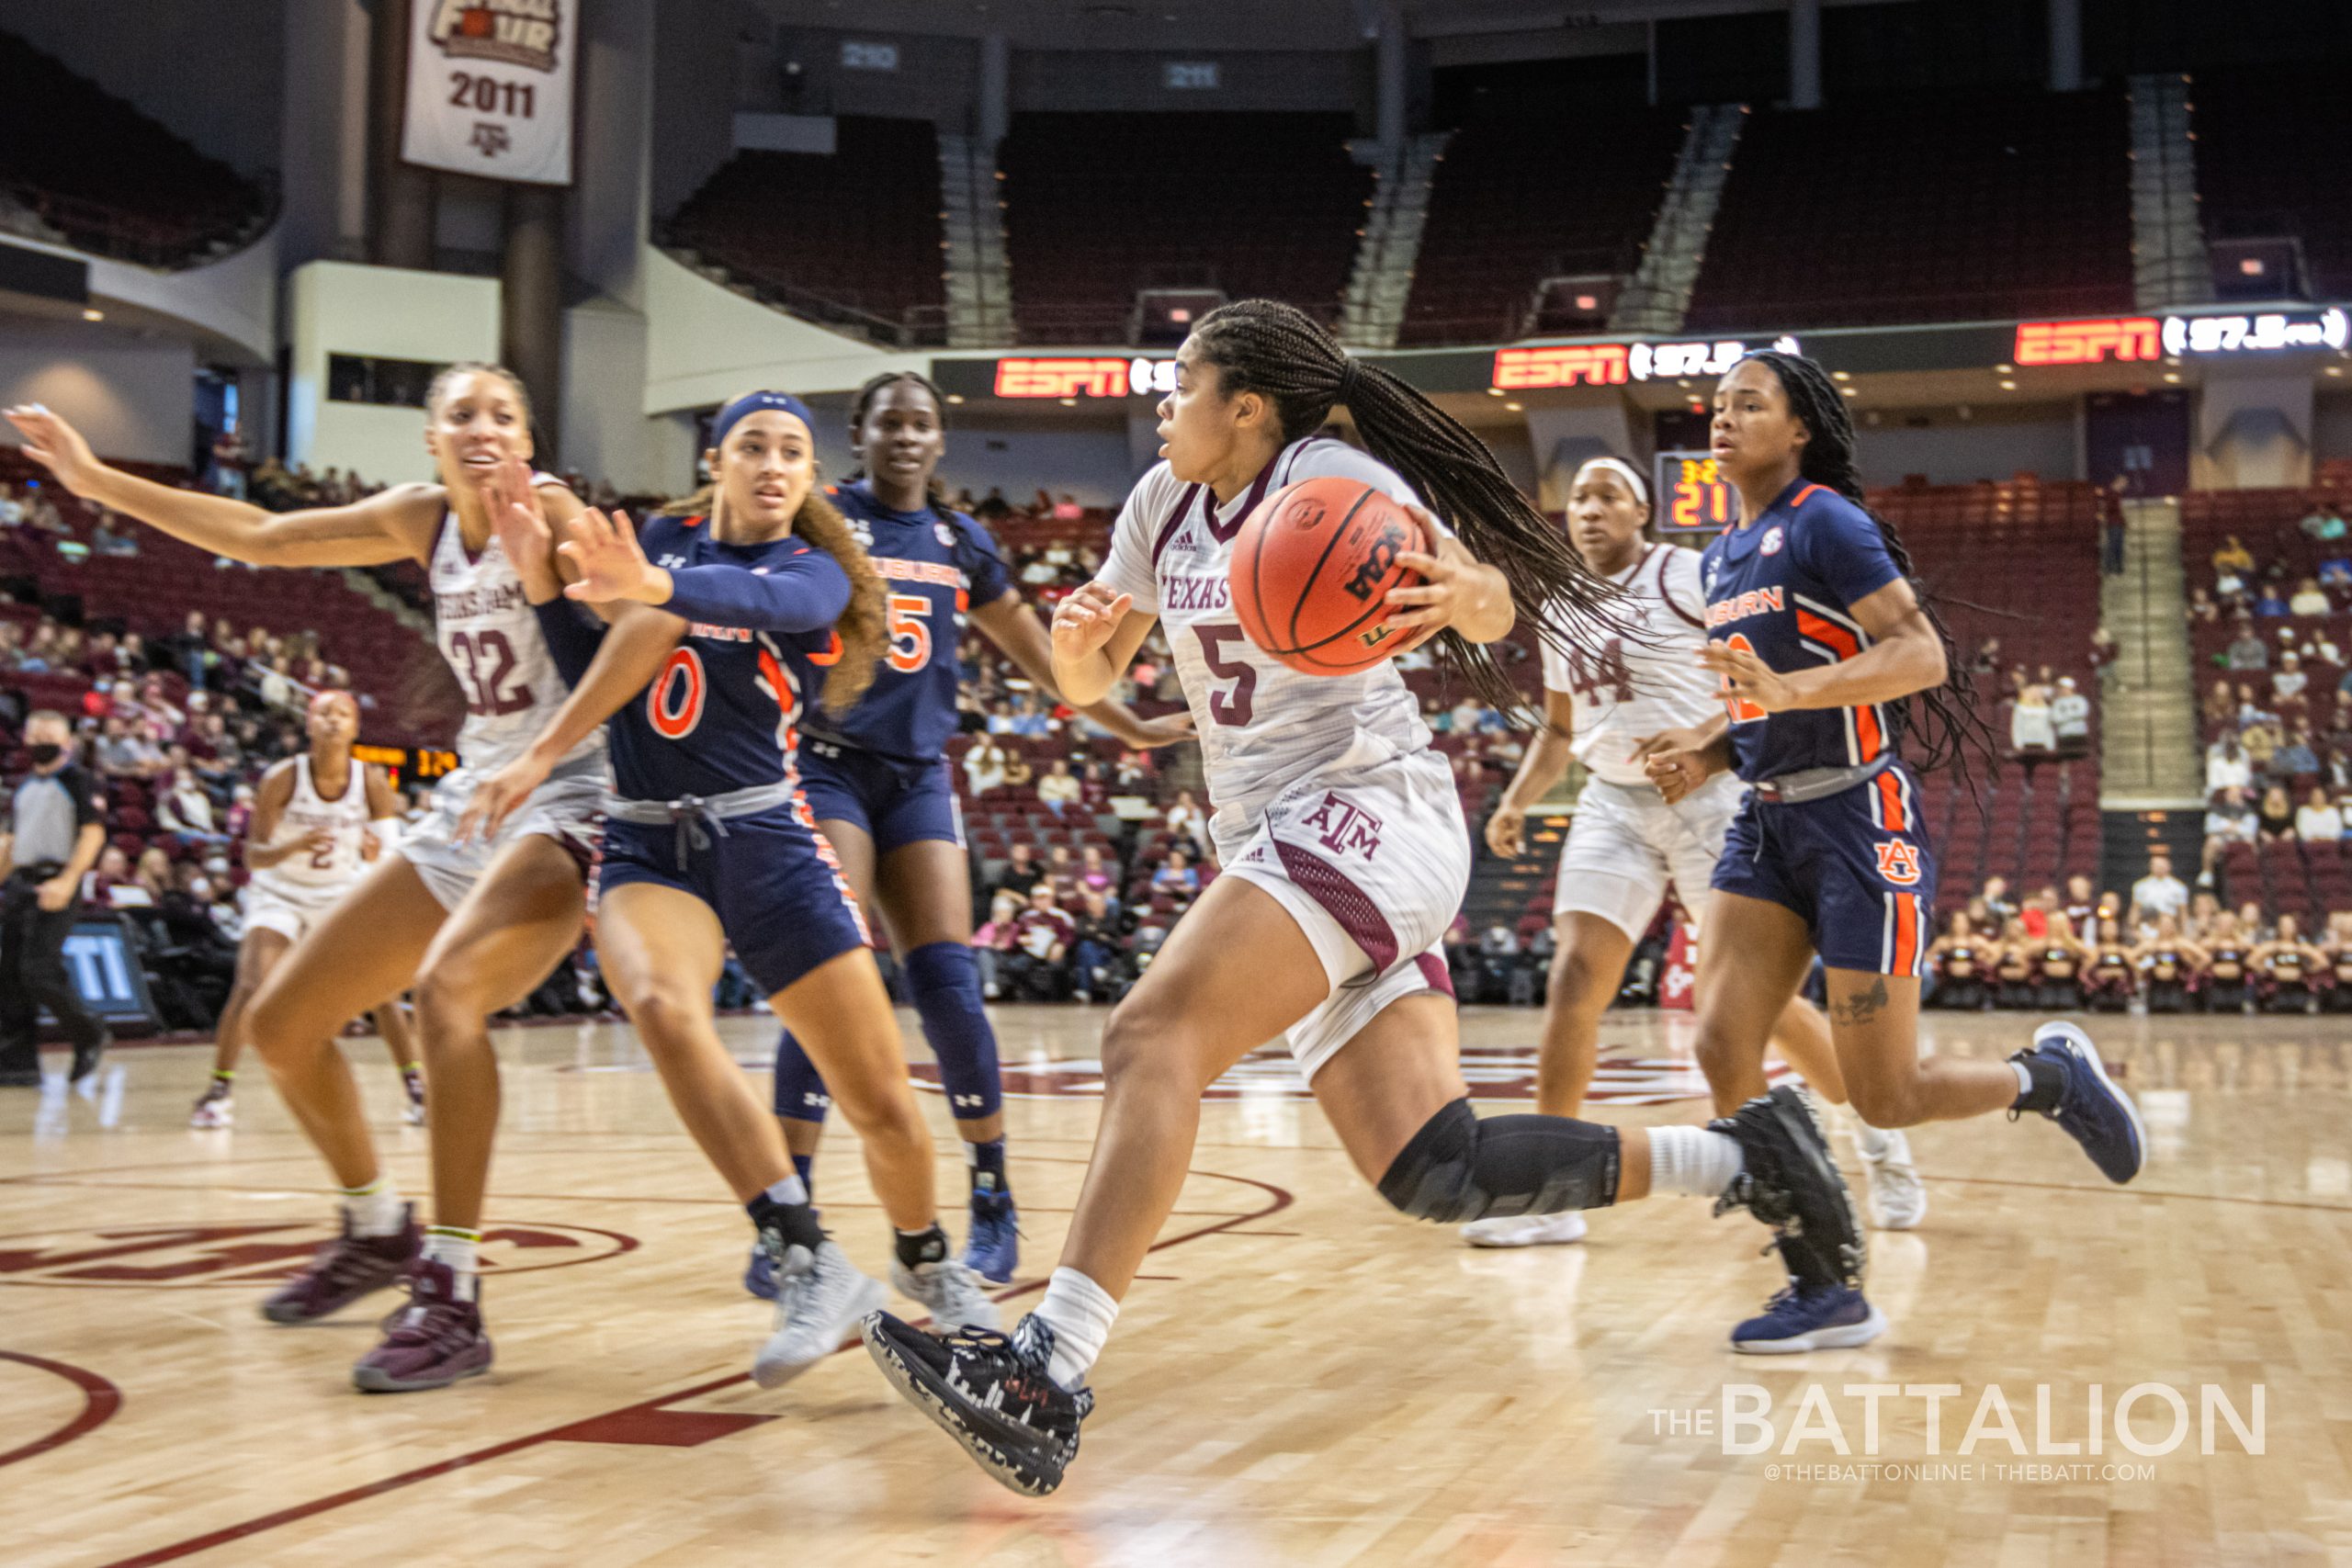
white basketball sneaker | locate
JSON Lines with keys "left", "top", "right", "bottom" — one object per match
{"left": 188, "top": 1083, "right": 234, "bottom": 1129}
{"left": 752, "top": 1240, "right": 888, "bottom": 1389}
{"left": 890, "top": 1255, "right": 1002, "bottom": 1334}
{"left": 1855, "top": 1123, "right": 1927, "bottom": 1230}
{"left": 1461, "top": 1211, "right": 1589, "bottom": 1247}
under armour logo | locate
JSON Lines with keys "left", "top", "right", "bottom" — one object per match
{"left": 951, "top": 1093, "right": 985, "bottom": 1109}
{"left": 659, "top": 554, "right": 689, "bottom": 569}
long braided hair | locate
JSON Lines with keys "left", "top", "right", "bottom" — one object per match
{"left": 1741, "top": 349, "right": 1996, "bottom": 783}
{"left": 845, "top": 370, "right": 955, "bottom": 513}
{"left": 1188, "top": 299, "right": 1626, "bottom": 714}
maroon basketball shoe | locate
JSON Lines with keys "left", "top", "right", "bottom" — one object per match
{"left": 260, "top": 1204, "right": 421, "bottom": 1325}
{"left": 352, "top": 1258, "right": 492, "bottom": 1393}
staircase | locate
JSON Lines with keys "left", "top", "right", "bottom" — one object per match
{"left": 2098, "top": 499, "right": 2203, "bottom": 807}
{"left": 2126, "top": 73, "right": 2211, "bottom": 310}
{"left": 341, "top": 569, "right": 429, "bottom": 637}
{"left": 1611, "top": 105, "right": 1745, "bottom": 336}
{"left": 938, "top": 131, "right": 1013, "bottom": 348}
{"left": 1461, "top": 804, "right": 1572, "bottom": 941}
{"left": 1340, "top": 131, "right": 1449, "bottom": 351}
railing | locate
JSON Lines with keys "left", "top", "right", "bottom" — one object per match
{"left": 654, "top": 237, "right": 950, "bottom": 350}
{"left": 0, "top": 169, "right": 277, "bottom": 271}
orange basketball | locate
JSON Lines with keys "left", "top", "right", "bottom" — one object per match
{"left": 1229, "top": 477, "right": 1428, "bottom": 675}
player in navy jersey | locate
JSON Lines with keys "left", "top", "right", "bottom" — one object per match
{"left": 1636, "top": 350, "right": 2147, "bottom": 1353}
{"left": 461, "top": 392, "right": 999, "bottom": 1389}
{"left": 760, "top": 373, "right": 1191, "bottom": 1292}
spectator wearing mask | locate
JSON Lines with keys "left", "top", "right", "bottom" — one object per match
{"left": 0, "top": 711, "right": 109, "bottom": 1085}
{"left": 1002, "top": 884, "right": 1074, "bottom": 1001}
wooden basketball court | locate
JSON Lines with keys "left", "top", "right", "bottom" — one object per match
{"left": 4, "top": 1006, "right": 2344, "bottom": 1566}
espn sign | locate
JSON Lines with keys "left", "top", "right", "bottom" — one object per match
{"left": 993, "top": 358, "right": 1132, "bottom": 399}
{"left": 2014, "top": 318, "right": 2161, "bottom": 367}
{"left": 1493, "top": 344, "right": 1630, "bottom": 390}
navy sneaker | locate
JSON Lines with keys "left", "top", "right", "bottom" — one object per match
{"left": 1709, "top": 1084, "right": 1868, "bottom": 1292}
{"left": 2011, "top": 1021, "right": 2144, "bottom": 1184}
{"left": 1732, "top": 1281, "right": 1888, "bottom": 1355}
{"left": 962, "top": 1190, "right": 1020, "bottom": 1284}
{"left": 743, "top": 1242, "right": 777, "bottom": 1301}
{"left": 861, "top": 1311, "right": 1091, "bottom": 1496}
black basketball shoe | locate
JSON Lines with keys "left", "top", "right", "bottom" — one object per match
{"left": 1709, "top": 1084, "right": 1867, "bottom": 1292}
{"left": 861, "top": 1310, "right": 1092, "bottom": 1496}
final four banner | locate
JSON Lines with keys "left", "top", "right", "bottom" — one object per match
{"left": 401, "top": 0, "right": 577, "bottom": 186}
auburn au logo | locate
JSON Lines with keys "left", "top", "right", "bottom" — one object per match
{"left": 1875, "top": 839, "right": 1924, "bottom": 886}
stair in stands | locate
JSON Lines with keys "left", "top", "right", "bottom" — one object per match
{"left": 1340, "top": 131, "right": 1449, "bottom": 351}
{"left": 1611, "top": 104, "right": 1745, "bottom": 336}
{"left": 2127, "top": 73, "right": 2211, "bottom": 310}
{"left": 939, "top": 130, "right": 1013, "bottom": 349}
{"left": 2099, "top": 498, "right": 2203, "bottom": 807}
{"left": 1460, "top": 806, "right": 1573, "bottom": 948}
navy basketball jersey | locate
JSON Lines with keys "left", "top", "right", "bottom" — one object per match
{"left": 805, "top": 479, "right": 1012, "bottom": 763}
{"left": 606, "top": 513, "right": 848, "bottom": 803}
{"left": 1699, "top": 479, "right": 1905, "bottom": 783}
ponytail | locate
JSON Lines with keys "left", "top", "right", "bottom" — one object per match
{"left": 1741, "top": 349, "right": 1995, "bottom": 784}
{"left": 1189, "top": 299, "right": 1622, "bottom": 714}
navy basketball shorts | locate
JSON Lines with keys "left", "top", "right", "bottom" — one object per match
{"left": 1712, "top": 763, "right": 1937, "bottom": 978}
{"left": 595, "top": 805, "right": 872, "bottom": 997}
{"left": 795, "top": 740, "right": 963, "bottom": 854}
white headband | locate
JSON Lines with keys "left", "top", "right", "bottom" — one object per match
{"left": 1573, "top": 456, "right": 1649, "bottom": 508}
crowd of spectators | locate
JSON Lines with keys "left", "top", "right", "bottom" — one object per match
{"left": 1925, "top": 865, "right": 2352, "bottom": 1015}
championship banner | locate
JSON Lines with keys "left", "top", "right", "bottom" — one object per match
{"left": 401, "top": 1, "right": 576, "bottom": 186}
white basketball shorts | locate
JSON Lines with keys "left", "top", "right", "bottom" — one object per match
{"left": 1552, "top": 773, "right": 1743, "bottom": 941}
{"left": 398, "top": 761, "right": 605, "bottom": 912}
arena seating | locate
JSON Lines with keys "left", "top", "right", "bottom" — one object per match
{"left": 1397, "top": 106, "right": 1686, "bottom": 346}
{"left": 0, "top": 455, "right": 431, "bottom": 737}
{"left": 1683, "top": 87, "right": 2134, "bottom": 331}
{"left": 1000, "top": 113, "right": 1370, "bottom": 344}
{"left": 0, "top": 30, "right": 271, "bottom": 268}
{"left": 2189, "top": 66, "right": 2352, "bottom": 300}
{"left": 660, "top": 118, "right": 950, "bottom": 347}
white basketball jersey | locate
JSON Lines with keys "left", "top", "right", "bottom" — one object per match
{"left": 428, "top": 498, "right": 605, "bottom": 777}
{"left": 1541, "top": 542, "right": 1720, "bottom": 787}
{"left": 252, "top": 755, "right": 373, "bottom": 893}
{"left": 1100, "top": 436, "right": 1440, "bottom": 822}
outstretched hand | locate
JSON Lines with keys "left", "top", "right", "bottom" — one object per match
{"left": 3, "top": 404, "right": 102, "bottom": 495}
{"left": 558, "top": 509, "right": 664, "bottom": 604}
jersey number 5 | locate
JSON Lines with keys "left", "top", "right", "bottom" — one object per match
{"left": 1194, "top": 625, "right": 1258, "bottom": 728}
{"left": 1716, "top": 633, "right": 1768, "bottom": 725}
{"left": 887, "top": 594, "right": 933, "bottom": 673}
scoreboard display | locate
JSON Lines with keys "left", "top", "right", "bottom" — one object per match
{"left": 1652, "top": 451, "right": 1738, "bottom": 536}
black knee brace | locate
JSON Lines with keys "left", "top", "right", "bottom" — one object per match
{"left": 1376, "top": 1098, "right": 1621, "bottom": 1224}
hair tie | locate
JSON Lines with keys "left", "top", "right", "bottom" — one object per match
{"left": 1336, "top": 358, "right": 1364, "bottom": 406}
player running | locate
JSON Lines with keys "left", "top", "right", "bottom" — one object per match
{"left": 1637, "top": 349, "right": 2145, "bottom": 1352}
{"left": 461, "top": 393, "right": 998, "bottom": 1389}
{"left": 9, "top": 369, "right": 605, "bottom": 1392}
{"left": 188, "top": 690, "right": 423, "bottom": 1130}
{"left": 757, "top": 371, "right": 1190, "bottom": 1295}
{"left": 1468, "top": 456, "right": 1924, "bottom": 1245}
{"left": 860, "top": 300, "right": 1867, "bottom": 1495}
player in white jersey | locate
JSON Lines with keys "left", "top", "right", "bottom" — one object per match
{"left": 861, "top": 300, "right": 1869, "bottom": 1496}
{"left": 1464, "top": 457, "right": 1924, "bottom": 1247}
{"left": 188, "top": 690, "right": 422, "bottom": 1129}
{"left": 9, "top": 368, "right": 606, "bottom": 1388}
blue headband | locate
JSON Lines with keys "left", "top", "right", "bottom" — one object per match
{"left": 710, "top": 389, "right": 815, "bottom": 450}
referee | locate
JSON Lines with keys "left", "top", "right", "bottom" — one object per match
{"left": 0, "top": 710, "right": 109, "bottom": 1086}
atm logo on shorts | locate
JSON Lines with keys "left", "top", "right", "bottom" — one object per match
{"left": 1875, "top": 839, "right": 1924, "bottom": 886}
{"left": 1300, "top": 792, "right": 1384, "bottom": 859}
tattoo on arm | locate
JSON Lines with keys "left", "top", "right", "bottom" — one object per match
{"left": 1831, "top": 977, "right": 1890, "bottom": 1027}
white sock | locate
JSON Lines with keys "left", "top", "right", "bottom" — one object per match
{"left": 1034, "top": 1266, "right": 1118, "bottom": 1390}
{"left": 340, "top": 1177, "right": 405, "bottom": 1237}
{"left": 1853, "top": 1119, "right": 1893, "bottom": 1158}
{"left": 424, "top": 1226, "right": 481, "bottom": 1301}
{"left": 1645, "top": 1126, "right": 1745, "bottom": 1198}
{"left": 2012, "top": 1060, "right": 2035, "bottom": 1099}
{"left": 764, "top": 1174, "right": 811, "bottom": 1209}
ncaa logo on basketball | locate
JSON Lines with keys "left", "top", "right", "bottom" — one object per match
{"left": 428, "top": 0, "right": 563, "bottom": 70}
{"left": 1875, "top": 839, "right": 1924, "bottom": 886}
{"left": 1760, "top": 525, "right": 1785, "bottom": 556}
{"left": 1341, "top": 521, "right": 1407, "bottom": 602}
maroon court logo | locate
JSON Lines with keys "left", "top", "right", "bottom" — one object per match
{"left": 0, "top": 1221, "right": 637, "bottom": 1288}
{"left": 910, "top": 1045, "right": 1791, "bottom": 1106}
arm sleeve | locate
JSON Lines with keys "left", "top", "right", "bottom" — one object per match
{"left": 957, "top": 514, "right": 1013, "bottom": 606}
{"left": 70, "top": 769, "right": 101, "bottom": 828}
{"left": 1097, "top": 469, "right": 1170, "bottom": 612}
{"left": 661, "top": 549, "right": 852, "bottom": 634}
{"left": 1792, "top": 497, "right": 1903, "bottom": 610}
{"left": 531, "top": 600, "right": 607, "bottom": 689}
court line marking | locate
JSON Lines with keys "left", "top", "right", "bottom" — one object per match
{"left": 83, "top": 1167, "right": 1294, "bottom": 1568}
{"left": 0, "top": 1350, "right": 122, "bottom": 1468}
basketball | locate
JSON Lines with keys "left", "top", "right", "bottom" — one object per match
{"left": 1228, "top": 476, "right": 1428, "bottom": 675}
